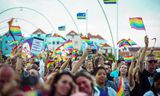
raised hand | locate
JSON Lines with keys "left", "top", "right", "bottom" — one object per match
{"left": 144, "top": 35, "right": 149, "bottom": 47}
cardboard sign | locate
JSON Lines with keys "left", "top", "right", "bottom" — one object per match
{"left": 31, "top": 37, "right": 44, "bottom": 55}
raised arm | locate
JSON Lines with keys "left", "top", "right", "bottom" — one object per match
{"left": 128, "top": 61, "right": 135, "bottom": 88}
{"left": 138, "top": 36, "right": 149, "bottom": 72}
{"left": 59, "top": 58, "right": 71, "bottom": 73}
{"left": 71, "top": 48, "right": 90, "bottom": 74}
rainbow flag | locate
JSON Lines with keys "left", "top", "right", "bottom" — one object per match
{"left": 10, "top": 40, "right": 18, "bottom": 47}
{"left": 56, "top": 55, "right": 62, "bottom": 62}
{"left": 72, "top": 49, "right": 77, "bottom": 61}
{"left": 72, "top": 55, "right": 76, "bottom": 61}
{"left": 10, "top": 26, "right": 22, "bottom": 36}
{"left": 117, "top": 39, "right": 130, "bottom": 47}
{"left": 47, "top": 60, "right": 54, "bottom": 69}
{"left": 55, "top": 48, "right": 62, "bottom": 55}
{"left": 104, "top": 0, "right": 117, "bottom": 4}
{"left": 51, "top": 51, "right": 55, "bottom": 58}
{"left": 10, "top": 46, "right": 18, "bottom": 57}
{"left": 127, "top": 39, "right": 136, "bottom": 46}
{"left": 72, "top": 49, "right": 77, "bottom": 55}
{"left": 81, "top": 36, "right": 93, "bottom": 46}
{"left": 26, "top": 91, "right": 40, "bottom": 96}
{"left": 64, "top": 40, "right": 73, "bottom": 50}
{"left": 124, "top": 56, "right": 134, "bottom": 62}
{"left": 117, "top": 78, "right": 125, "bottom": 96}
{"left": 129, "top": 17, "right": 145, "bottom": 30}
{"left": 117, "top": 39, "right": 127, "bottom": 45}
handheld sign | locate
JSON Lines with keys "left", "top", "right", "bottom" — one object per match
{"left": 31, "top": 37, "right": 44, "bottom": 56}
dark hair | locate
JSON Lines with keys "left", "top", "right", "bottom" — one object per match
{"left": 104, "top": 62, "right": 112, "bottom": 68}
{"left": 49, "top": 72, "right": 74, "bottom": 96}
{"left": 94, "top": 66, "right": 106, "bottom": 76}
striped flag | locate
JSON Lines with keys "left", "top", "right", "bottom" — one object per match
{"left": 117, "top": 39, "right": 130, "bottom": 47}
{"left": 46, "top": 60, "right": 54, "bottom": 69}
{"left": 63, "top": 40, "right": 73, "bottom": 50}
{"left": 10, "top": 26, "right": 22, "bottom": 36}
{"left": 10, "top": 40, "right": 18, "bottom": 47}
{"left": 129, "top": 17, "right": 145, "bottom": 30}
{"left": 127, "top": 39, "right": 136, "bottom": 46}
{"left": 117, "top": 78, "right": 125, "bottom": 96}
{"left": 104, "top": 0, "right": 117, "bottom": 4}
{"left": 81, "top": 36, "right": 93, "bottom": 46}
{"left": 77, "top": 12, "right": 86, "bottom": 19}
{"left": 51, "top": 50, "right": 55, "bottom": 58}
{"left": 58, "top": 26, "right": 66, "bottom": 31}
{"left": 124, "top": 56, "right": 134, "bottom": 62}
{"left": 10, "top": 46, "right": 18, "bottom": 57}
{"left": 55, "top": 48, "right": 62, "bottom": 55}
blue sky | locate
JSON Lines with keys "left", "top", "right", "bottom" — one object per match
{"left": 0, "top": 0, "right": 160, "bottom": 47}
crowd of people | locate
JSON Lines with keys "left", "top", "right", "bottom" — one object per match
{"left": 0, "top": 36, "right": 160, "bottom": 96}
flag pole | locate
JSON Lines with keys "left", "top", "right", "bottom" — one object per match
{"left": 97, "top": 0, "right": 116, "bottom": 55}
{"left": 116, "top": 0, "right": 119, "bottom": 60}
{"left": 8, "top": 18, "right": 16, "bottom": 41}
{"left": 86, "top": 9, "right": 88, "bottom": 37}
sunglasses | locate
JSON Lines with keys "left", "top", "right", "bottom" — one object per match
{"left": 148, "top": 60, "right": 157, "bottom": 64}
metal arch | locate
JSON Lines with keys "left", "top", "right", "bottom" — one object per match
{"left": 57, "top": 0, "right": 80, "bottom": 33}
{"left": 0, "top": 17, "right": 39, "bottom": 29}
{"left": 0, "top": 6, "right": 57, "bottom": 33}
{"left": 97, "top": 0, "right": 115, "bottom": 49}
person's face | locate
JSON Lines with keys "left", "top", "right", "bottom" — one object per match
{"left": 105, "top": 65, "right": 111, "bottom": 74}
{"left": 96, "top": 69, "right": 106, "bottom": 85}
{"left": 55, "top": 75, "right": 73, "bottom": 96}
{"left": 0, "top": 67, "right": 14, "bottom": 92}
{"left": 120, "top": 64, "right": 127, "bottom": 75}
{"left": 147, "top": 56, "right": 157, "bottom": 73}
{"left": 76, "top": 76, "right": 93, "bottom": 95}
{"left": 86, "top": 60, "right": 93, "bottom": 72}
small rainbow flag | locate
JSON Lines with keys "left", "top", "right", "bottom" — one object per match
{"left": 55, "top": 48, "right": 62, "bottom": 55}
{"left": 129, "top": 17, "right": 145, "bottom": 30}
{"left": 51, "top": 51, "right": 55, "bottom": 58}
{"left": 72, "top": 49, "right": 77, "bottom": 55}
{"left": 81, "top": 36, "right": 93, "bottom": 46}
{"left": 10, "top": 46, "right": 18, "bottom": 57}
{"left": 117, "top": 78, "right": 125, "bottom": 96}
{"left": 124, "top": 56, "right": 134, "bottom": 62}
{"left": 72, "top": 55, "right": 76, "bottom": 61}
{"left": 10, "top": 26, "right": 22, "bottom": 36}
{"left": 10, "top": 40, "right": 18, "bottom": 47}
{"left": 64, "top": 40, "right": 73, "bottom": 50}
{"left": 56, "top": 55, "right": 62, "bottom": 62}
{"left": 47, "top": 60, "right": 54, "bottom": 69}
{"left": 117, "top": 39, "right": 127, "bottom": 45}
{"left": 128, "top": 39, "right": 136, "bottom": 46}
{"left": 117, "top": 39, "right": 130, "bottom": 47}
